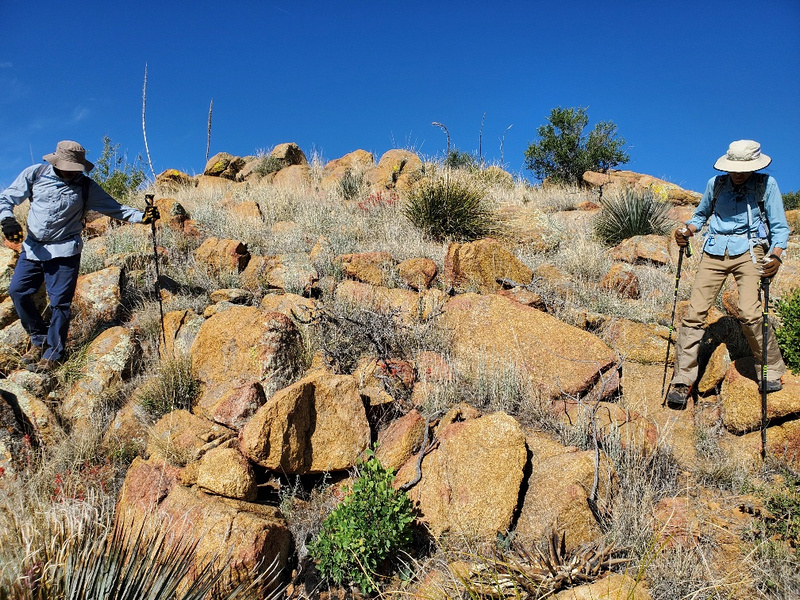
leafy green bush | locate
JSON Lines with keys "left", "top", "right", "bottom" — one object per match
{"left": 444, "top": 148, "right": 479, "bottom": 170}
{"left": 403, "top": 174, "right": 498, "bottom": 242}
{"left": 524, "top": 106, "right": 629, "bottom": 185}
{"left": 92, "top": 136, "right": 147, "bottom": 200}
{"left": 776, "top": 288, "right": 800, "bottom": 374}
{"left": 308, "top": 456, "right": 415, "bottom": 593}
{"left": 783, "top": 190, "right": 800, "bottom": 211}
{"left": 593, "top": 187, "right": 672, "bottom": 246}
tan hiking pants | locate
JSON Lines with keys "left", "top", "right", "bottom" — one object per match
{"left": 671, "top": 247, "right": 786, "bottom": 386}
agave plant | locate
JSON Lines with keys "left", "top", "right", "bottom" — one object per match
{"left": 0, "top": 515, "right": 284, "bottom": 600}
{"left": 593, "top": 187, "right": 673, "bottom": 246}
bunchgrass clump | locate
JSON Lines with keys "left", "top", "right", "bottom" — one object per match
{"left": 136, "top": 354, "right": 201, "bottom": 420}
{"left": 593, "top": 187, "right": 673, "bottom": 246}
{"left": 403, "top": 173, "right": 499, "bottom": 242}
{"left": 308, "top": 455, "right": 415, "bottom": 594}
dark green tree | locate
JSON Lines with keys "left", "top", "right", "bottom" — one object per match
{"left": 524, "top": 107, "right": 629, "bottom": 185}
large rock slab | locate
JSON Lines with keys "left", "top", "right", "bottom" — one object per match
{"left": 444, "top": 238, "right": 533, "bottom": 294}
{"left": 721, "top": 357, "right": 800, "bottom": 434}
{"left": 333, "top": 280, "right": 446, "bottom": 324}
{"left": 442, "top": 293, "right": 618, "bottom": 401}
{"left": 190, "top": 306, "right": 303, "bottom": 417}
{"left": 116, "top": 457, "right": 291, "bottom": 595}
{"left": 516, "top": 447, "right": 617, "bottom": 551}
{"left": 159, "top": 308, "right": 205, "bottom": 359}
{"left": 146, "top": 409, "right": 236, "bottom": 466}
{"left": 0, "top": 379, "right": 63, "bottom": 447}
{"left": 73, "top": 265, "right": 123, "bottom": 328}
{"left": 0, "top": 246, "right": 17, "bottom": 298}
{"left": 61, "top": 326, "right": 137, "bottom": 432}
{"left": 394, "top": 410, "right": 527, "bottom": 538}
{"left": 608, "top": 235, "right": 671, "bottom": 266}
{"left": 367, "top": 149, "right": 424, "bottom": 192}
{"left": 599, "top": 318, "right": 669, "bottom": 365}
{"left": 193, "top": 237, "right": 250, "bottom": 276}
{"left": 582, "top": 169, "right": 700, "bottom": 205}
{"left": 239, "top": 370, "right": 371, "bottom": 474}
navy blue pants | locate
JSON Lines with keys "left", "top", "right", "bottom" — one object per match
{"left": 8, "top": 251, "right": 81, "bottom": 362}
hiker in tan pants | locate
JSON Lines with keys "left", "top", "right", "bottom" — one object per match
{"left": 667, "top": 140, "right": 790, "bottom": 409}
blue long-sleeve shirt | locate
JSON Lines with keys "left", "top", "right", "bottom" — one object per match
{"left": 687, "top": 174, "right": 789, "bottom": 257}
{"left": 0, "top": 163, "right": 145, "bottom": 261}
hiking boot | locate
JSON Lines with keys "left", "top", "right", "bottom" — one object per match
{"left": 25, "top": 358, "right": 58, "bottom": 375}
{"left": 762, "top": 379, "right": 783, "bottom": 393}
{"left": 20, "top": 345, "right": 44, "bottom": 366}
{"left": 666, "top": 384, "right": 690, "bottom": 410}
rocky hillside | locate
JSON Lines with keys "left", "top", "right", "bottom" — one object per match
{"left": 2, "top": 143, "right": 800, "bottom": 599}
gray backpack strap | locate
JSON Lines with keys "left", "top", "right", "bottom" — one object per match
{"left": 27, "top": 163, "right": 49, "bottom": 199}
{"left": 710, "top": 174, "right": 727, "bottom": 217}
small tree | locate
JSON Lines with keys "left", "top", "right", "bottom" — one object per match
{"left": 92, "top": 136, "right": 147, "bottom": 199}
{"left": 524, "top": 106, "right": 629, "bottom": 185}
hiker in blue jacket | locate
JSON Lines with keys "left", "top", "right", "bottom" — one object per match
{"left": 0, "top": 140, "right": 159, "bottom": 373}
{"left": 666, "top": 140, "right": 790, "bottom": 409}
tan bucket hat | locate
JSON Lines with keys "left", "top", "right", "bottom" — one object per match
{"left": 713, "top": 139, "right": 771, "bottom": 173}
{"left": 42, "top": 140, "right": 94, "bottom": 173}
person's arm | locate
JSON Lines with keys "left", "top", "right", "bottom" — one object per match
{"left": 83, "top": 178, "right": 144, "bottom": 222}
{"left": 764, "top": 176, "right": 789, "bottom": 258}
{"left": 0, "top": 165, "right": 38, "bottom": 221}
{"left": 686, "top": 176, "right": 716, "bottom": 233}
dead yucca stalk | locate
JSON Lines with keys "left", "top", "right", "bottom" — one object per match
{"left": 464, "top": 529, "right": 630, "bottom": 599}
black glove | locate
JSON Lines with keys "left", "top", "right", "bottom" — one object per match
{"left": 674, "top": 227, "right": 692, "bottom": 247}
{"left": 2, "top": 217, "right": 23, "bottom": 243}
{"left": 760, "top": 254, "right": 782, "bottom": 278}
{"left": 142, "top": 205, "right": 160, "bottom": 224}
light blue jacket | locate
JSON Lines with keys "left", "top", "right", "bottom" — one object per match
{"left": 687, "top": 174, "right": 789, "bottom": 258}
{"left": 0, "top": 163, "right": 145, "bottom": 261}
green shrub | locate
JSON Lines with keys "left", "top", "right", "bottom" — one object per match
{"left": 403, "top": 175, "right": 498, "bottom": 242}
{"left": 524, "top": 106, "right": 629, "bottom": 185}
{"left": 776, "top": 288, "right": 800, "bottom": 374}
{"left": 444, "top": 148, "right": 479, "bottom": 170}
{"left": 784, "top": 190, "right": 800, "bottom": 211}
{"left": 92, "top": 136, "right": 147, "bottom": 200}
{"left": 308, "top": 455, "right": 415, "bottom": 593}
{"left": 254, "top": 155, "right": 285, "bottom": 177}
{"left": 593, "top": 187, "right": 672, "bottom": 246}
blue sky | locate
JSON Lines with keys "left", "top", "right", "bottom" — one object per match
{"left": 2, "top": 1, "right": 799, "bottom": 194}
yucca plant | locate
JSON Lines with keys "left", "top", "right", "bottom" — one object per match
{"left": 0, "top": 515, "right": 283, "bottom": 600}
{"left": 403, "top": 174, "right": 499, "bottom": 242}
{"left": 593, "top": 187, "right": 673, "bottom": 246}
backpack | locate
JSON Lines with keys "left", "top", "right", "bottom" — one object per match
{"left": 29, "top": 164, "right": 93, "bottom": 225}
{"left": 29, "top": 163, "right": 92, "bottom": 206}
{"left": 709, "top": 172, "right": 770, "bottom": 243}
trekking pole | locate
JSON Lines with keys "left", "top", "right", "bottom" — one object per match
{"left": 145, "top": 193, "right": 166, "bottom": 348}
{"left": 661, "top": 241, "right": 692, "bottom": 400}
{"left": 760, "top": 276, "right": 770, "bottom": 461}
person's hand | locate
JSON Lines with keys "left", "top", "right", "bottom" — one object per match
{"left": 760, "top": 254, "right": 782, "bottom": 278}
{"left": 674, "top": 226, "right": 693, "bottom": 247}
{"left": 1, "top": 217, "right": 23, "bottom": 243}
{"left": 142, "top": 205, "right": 160, "bottom": 224}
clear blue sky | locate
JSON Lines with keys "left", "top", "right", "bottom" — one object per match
{"left": 2, "top": 1, "right": 799, "bottom": 194}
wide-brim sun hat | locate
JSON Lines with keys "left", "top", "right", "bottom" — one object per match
{"left": 713, "top": 139, "right": 771, "bottom": 173}
{"left": 42, "top": 140, "right": 94, "bottom": 173}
